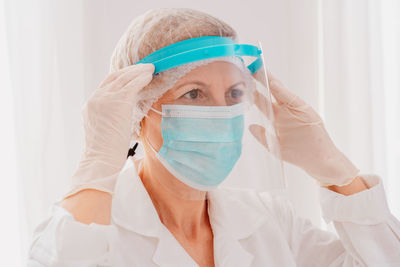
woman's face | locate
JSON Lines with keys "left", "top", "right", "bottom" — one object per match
{"left": 141, "top": 61, "right": 247, "bottom": 151}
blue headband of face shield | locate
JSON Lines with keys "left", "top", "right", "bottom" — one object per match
{"left": 135, "top": 36, "right": 263, "bottom": 75}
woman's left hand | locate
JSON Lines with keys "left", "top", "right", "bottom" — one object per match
{"left": 254, "top": 72, "right": 360, "bottom": 187}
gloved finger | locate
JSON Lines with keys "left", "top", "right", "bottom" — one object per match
{"left": 109, "top": 63, "right": 154, "bottom": 91}
{"left": 272, "top": 100, "right": 323, "bottom": 126}
{"left": 99, "top": 65, "right": 136, "bottom": 88}
{"left": 249, "top": 124, "right": 270, "bottom": 151}
{"left": 122, "top": 70, "right": 154, "bottom": 101}
{"left": 267, "top": 73, "right": 306, "bottom": 108}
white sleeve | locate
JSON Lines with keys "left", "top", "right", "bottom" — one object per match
{"left": 262, "top": 175, "right": 400, "bottom": 267}
{"left": 318, "top": 175, "right": 400, "bottom": 266}
{"left": 28, "top": 204, "right": 117, "bottom": 267}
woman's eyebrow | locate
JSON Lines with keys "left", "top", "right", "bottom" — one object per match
{"left": 175, "top": 81, "right": 207, "bottom": 90}
{"left": 174, "top": 80, "right": 245, "bottom": 91}
{"left": 229, "top": 81, "right": 245, "bottom": 89}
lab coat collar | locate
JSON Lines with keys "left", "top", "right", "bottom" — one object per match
{"left": 208, "top": 187, "right": 268, "bottom": 240}
{"left": 112, "top": 161, "right": 268, "bottom": 266}
{"left": 207, "top": 188, "right": 268, "bottom": 266}
{"left": 153, "top": 226, "right": 199, "bottom": 266}
{"left": 112, "top": 160, "right": 162, "bottom": 237}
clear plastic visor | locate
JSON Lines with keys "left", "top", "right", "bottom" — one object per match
{"left": 136, "top": 42, "right": 286, "bottom": 200}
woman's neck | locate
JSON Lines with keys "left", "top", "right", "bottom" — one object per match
{"left": 139, "top": 156, "right": 209, "bottom": 239}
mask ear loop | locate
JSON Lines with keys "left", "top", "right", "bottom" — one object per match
{"left": 144, "top": 135, "right": 159, "bottom": 155}
{"left": 128, "top": 107, "right": 164, "bottom": 159}
{"left": 150, "top": 106, "right": 164, "bottom": 116}
{"left": 142, "top": 107, "right": 163, "bottom": 155}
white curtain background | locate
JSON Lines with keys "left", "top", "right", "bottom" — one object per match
{"left": 320, "top": 0, "right": 400, "bottom": 218}
{"left": 1, "top": 0, "right": 399, "bottom": 264}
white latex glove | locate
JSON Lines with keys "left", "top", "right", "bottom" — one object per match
{"left": 65, "top": 63, "right": 154, "bottom": 197}
{"left": 252, "top": 72, "right": 359, "bottom": 187}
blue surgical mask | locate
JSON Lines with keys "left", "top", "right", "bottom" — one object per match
{"left": 147, "top": 103, "right": 244, "bottom": 191}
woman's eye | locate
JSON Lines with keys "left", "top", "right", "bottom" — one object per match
{"left": 230, "top": 89, "right": 244, "bottom": 99}
{"left": 182, "top": 89, "right": 200, "bottom": 99}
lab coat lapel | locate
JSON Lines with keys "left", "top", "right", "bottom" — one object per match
{"left": 112, "top": 162, "right": 198, "bottom": 266}
{"left": 208, "top": 188, "right": 268, "bottom": 267}
{"left": 112, "top": 162, "right": 161, "bottom": 237}
{"left": 213, "top": 234, "right": 254, "bottom": 266}
{"left": 152, "top": 226, "right": 198, "bottom": 267}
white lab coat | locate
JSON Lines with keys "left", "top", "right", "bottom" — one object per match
{"left": 28, "top": 161, "right": 400, "bottom": 266}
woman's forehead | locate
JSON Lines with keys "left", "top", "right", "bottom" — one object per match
{"left": 174, "top": 61, "right": 246, "bottom": 86}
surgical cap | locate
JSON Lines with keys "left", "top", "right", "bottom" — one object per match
{"left": 109, "top": 8, "right": 251, "bottom": 141}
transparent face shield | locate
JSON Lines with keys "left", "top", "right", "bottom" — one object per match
{"left": 136, "top": 37, "right": 286, "bottom": 200}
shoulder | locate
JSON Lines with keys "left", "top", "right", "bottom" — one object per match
{"left": 210, "top": 187, "right": 296, "bottom": 227}
{"left": 227, "top": 187, "right": 299, "bottom": 230}
{"left": 208, "top": 187, "right": 301, "bottom": 247}
{"left": 215, "top": 187, "right": 294, "bottom": 214}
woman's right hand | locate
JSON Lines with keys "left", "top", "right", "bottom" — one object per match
{"left": 62, "top": 63, "right": 154, "bottom": 224}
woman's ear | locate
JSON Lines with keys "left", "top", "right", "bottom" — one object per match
{"left": 139, "top": 118, "right": 144, "bottom": 131}
{"left": 139, "top": 118, "right": 146, "bottom": 141}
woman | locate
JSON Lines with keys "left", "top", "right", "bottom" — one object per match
{"left": 28, "top": 8, "right": 400, "bottom": 266}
